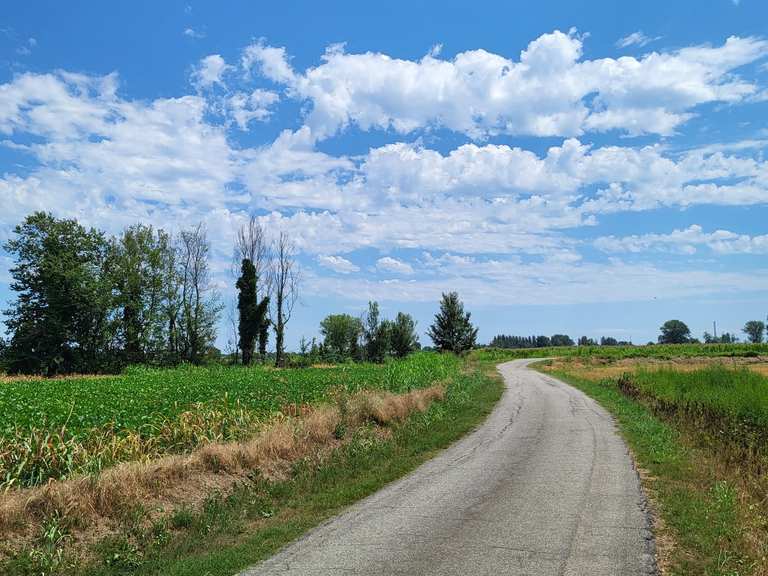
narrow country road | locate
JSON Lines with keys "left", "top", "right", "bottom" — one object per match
{"left": 241, "top": 360, "right": 658, "bottom": 576}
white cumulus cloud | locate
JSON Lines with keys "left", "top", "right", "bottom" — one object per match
{"left": 317, "top": 255, "right": 359, "bottom": 274}
{"left": 376, "top": 257, "right": 415, "bottom": 275}
{"left": 244, "top": 31, "right": 768, "bottom": 139}
{"left": 227, "top": 89, "right": 279, "bottom": 129}
{"left": 193, "top": 54, "right": 231, "bottom": 88}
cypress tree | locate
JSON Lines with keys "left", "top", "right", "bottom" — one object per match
{"left": 236, "top": 259, "right": 258, "bottom": 365}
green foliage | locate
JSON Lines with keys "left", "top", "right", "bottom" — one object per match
{"left": 490, "top": 333, "right": 623, "bottom": 348}
{"left": 659, "top": 319, "right": 692, "bottom": 344}
{"left": 703, "top": 331, "right": 738, "bottom": 344}
{"left": 236, "top": 259, "right": 257, "bottom": 364}
{"left": 363, "top": 301, "right": 391, "bottom": 363}
{"left": 742, "top": 320, "right": 765, "bottom": 344}
{"left": 319, "top": 314, "right": 364, "bottom": 361}
{"left": 235, "top": 258, "right": 270, "bottom": 365}
{"left": 319, "top": 304, "right": 420, "bottom": 363}
{"left": 551, "top": 334, "right": 574, "bottom": 346}
{"left": 427, "top": 292, "right": 478, "bottom": 354}
{"left": 3, "top": 212, "right": 113, "bottom": 375}
{"left": 621, "top": 365, "right": 768, "bottom": 442}
{"left": 390, "top": 312, "right": 420, "bottom": 358}
{"left": 110, "top": 224, "right": 173, "bottom": 365}
{"left": 0, "top": 353, "right": 458, "bottom": 488}
{"left": 3, "top": 214, "right": 223, "bottom": 374}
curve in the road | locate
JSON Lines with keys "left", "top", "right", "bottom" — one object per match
{"left": 241, "top": 359, "right": 658, "bottom": 576}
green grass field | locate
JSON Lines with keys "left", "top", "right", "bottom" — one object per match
{"left": 621, "top": 366, "right": 768, "bottom": 445}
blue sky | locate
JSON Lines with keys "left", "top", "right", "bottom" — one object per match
{"left": 1, "top": 0, "right": 767, "bottom": 349}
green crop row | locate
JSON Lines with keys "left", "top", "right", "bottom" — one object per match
{"left": 0, "top": 352, "right": 458, "bottom": 439}
{"left": 0, "top": 353, "right": 459, "bottom": 488}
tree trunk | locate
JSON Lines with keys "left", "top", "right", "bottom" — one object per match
{"left": 275, "top": 293, "right": 284, "bottom": 367}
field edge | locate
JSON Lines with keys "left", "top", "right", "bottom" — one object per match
{"left": 534, "top": 362, "right": 758, "bottom": 576}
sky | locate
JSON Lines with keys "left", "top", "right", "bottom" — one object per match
{"left": 1, "top": 0, "right": 768, "bottom": 349}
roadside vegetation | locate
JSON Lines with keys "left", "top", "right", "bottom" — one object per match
{"left": 0, "top": 352, "right": 502, "bottom": 576}
{"left": 525, "top": 351, "right": 768, "bottom": 576}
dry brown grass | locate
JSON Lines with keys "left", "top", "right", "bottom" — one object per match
{"left": 347, "top": 385, "right": 445, "bottom": 426}
{"left": 0, "top": 384, "right": 445, "bottom": 557}
{"left": 540, "top": 356, "right": 768, "bottom": 381}
{"left": 0, "top": 373, "right": 114, "bottom": 384}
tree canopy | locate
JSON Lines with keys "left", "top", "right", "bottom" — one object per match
{"left": 3, "top": 212, "right": 222, "bottom": 375}
{"left": 658, "top": 320, "right": 691, "bottom": 344}
{"left": 743, "top": 320, "right": 766, "bottom": 344}
{"left": 320, "top": 314, "right": 364, "bottom": 361}
{"left": 427, "top": 292, "right": 478, "bottom": 354}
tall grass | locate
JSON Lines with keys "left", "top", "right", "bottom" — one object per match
{"left": 618, "top": 366, "right": 768, "bottom": 458}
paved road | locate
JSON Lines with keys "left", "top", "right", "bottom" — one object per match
{"left": 242, "top": 360, "right": 657, "bottom": 576}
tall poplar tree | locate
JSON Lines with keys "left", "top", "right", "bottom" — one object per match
{"left": 236, "top": 259, "right": 258, "bottom": 365}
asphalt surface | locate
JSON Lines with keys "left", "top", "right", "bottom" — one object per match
{"left": 241, "top": 359, "right": 657, "bottom": 576}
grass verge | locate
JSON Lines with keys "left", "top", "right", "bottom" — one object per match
{"left": 2, "top": 358, "right": 503, "bottom": 576}
{"left": 539, "top": 363, "right": 764, "bottom": 576}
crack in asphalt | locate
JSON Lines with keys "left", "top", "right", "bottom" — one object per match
{"left": 241, "top": 359, "right": 659, "bottom": 576}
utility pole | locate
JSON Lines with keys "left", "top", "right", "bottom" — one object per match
{"left": 713, "top": 320, "right": 717, "bottom": 340}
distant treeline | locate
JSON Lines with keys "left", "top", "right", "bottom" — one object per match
{"left": 489, "top": 334, "right": 632, "bottom": 348}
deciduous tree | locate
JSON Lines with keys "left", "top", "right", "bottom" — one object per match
{"left": 391, "top": 312, "right": 420, "bottom": 358}
{"left": 320, "top": 314, "right": 363, "bottom": 360}
{"left": 178, "top": 224, "right": 221, "bottom": 364}
{"left": 110, "top": 224, "right": 171, "bottom": 364}
{"left": 743, "top": 320, "right": 766, "bottom": 344}
{"left": 363, "top": 301, "right": 392, "bottom": 363}
{"left": 271, "top": 232, "right": 299, "bottom": 367}
{"left": 658, "top": 320, "right": 691, "bottom": 344}
{"left": 3, "top": 212, "right": 112, "bottom": 375}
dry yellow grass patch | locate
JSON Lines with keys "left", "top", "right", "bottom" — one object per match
{"left": 0, "top": 384, "right": 445, "bottom": 555}
{"left": 348, "top": 385, "right": 445, "bottom": 426}
{"left": 0, "top": 373, "right": 113, "bottom": 384}
{"left": 540, "top": 356, "right": 768, "bottom": 381}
